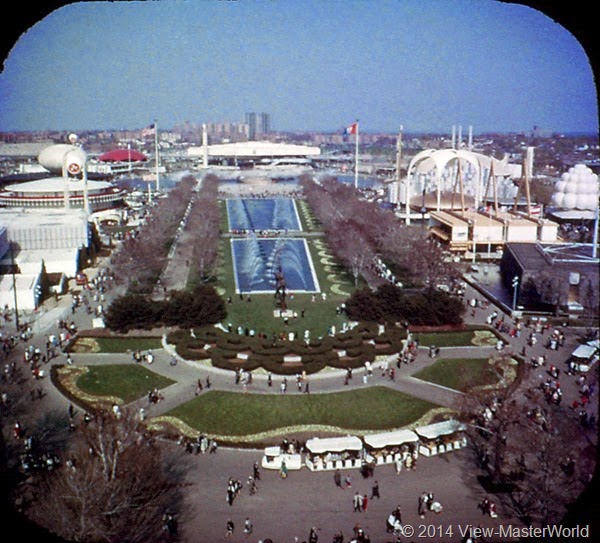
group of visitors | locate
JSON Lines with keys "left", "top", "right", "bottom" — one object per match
{"left": 132, "top": 349, "right": 154, "bottom": 364}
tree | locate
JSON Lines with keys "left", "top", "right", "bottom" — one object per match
{"left": 104, "top": 285, "right": 226, "bottom": 332}
{"left": 25, "top": 410, "right": 187, "bottom": 543}
{"left": 345, "top": 283, "right": 464, "bottom": 325}
{"left": 454, "top": 360, "right": 596, "bottom": 526}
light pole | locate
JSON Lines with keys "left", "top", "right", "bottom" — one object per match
{"left": 512, "top": 275, "right": 519, "bottom": 311}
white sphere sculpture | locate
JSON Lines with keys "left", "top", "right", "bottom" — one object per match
{"left": 552, "top": 164, "right": 599, "bottom": 210}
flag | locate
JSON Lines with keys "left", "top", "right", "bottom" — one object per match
{"left": 141, "top": 123, "right": 156, "bottom": 137}
{"left": 345, "top": 122, "right": 358, "bottom": 135}
{"left": 529, "top": 204, "right": 542, "bottom": 217}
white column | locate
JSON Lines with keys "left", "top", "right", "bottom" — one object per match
{"left": 202, "top": 124, "right": 209, "bottom": 168}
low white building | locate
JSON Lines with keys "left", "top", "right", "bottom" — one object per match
{"left": 0, "top": 272, "right": 42, "bottom": 312}
{"left": 0, "top": 208, "right": 89, "bottom": 277}
{"left": 188, "top": 140, "right": 321, "bottom": 167}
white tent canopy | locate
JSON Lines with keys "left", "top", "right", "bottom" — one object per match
{"left": 571, "top": 340, "right": 600, "bottom": 360}
{"left": 415, "top": 420, "right": 466, "bottom": 441}
{"left": 305, "top": 436, "right": 362, "bottom": 454}
{"left": 363, "top": 429, "right": 419, "bottom": 449}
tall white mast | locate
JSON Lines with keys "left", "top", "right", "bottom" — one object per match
{"left": 354, "top": 120, "right": 359, "bottom": 190}
{"left": 154, "top": 119, "right": 160, "bottom": 192}
{"left": 396, "top": 125, "right": 403, "bottom": 184}
{"left": 202, "top": 123, "right": 209, "bottom": 168}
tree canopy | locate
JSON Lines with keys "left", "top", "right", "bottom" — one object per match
{"left": 345, "top": 283, "right": 465, "bottom": 326}
{"left": 104, "top": 284, "right": 226, "bottom": 332}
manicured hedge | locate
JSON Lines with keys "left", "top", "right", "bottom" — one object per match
{"left": 169, "top": 322, "right": 407, "bottom": 375}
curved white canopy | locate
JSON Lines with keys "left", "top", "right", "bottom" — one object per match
{"left": 363, "top": 429, "right": 419, "bottom": 448}
{"left": 415, "top": 420, "right": 466, "bottom": 440}
{"left": 305, "top": 436, "right": 362, "bottom": 454}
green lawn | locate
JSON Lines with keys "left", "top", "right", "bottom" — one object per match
{"left": 413, "top": 329, "right": 496, "bottom": 347}
{"left": 76, "top": 365, "right": 176, "bottom": 403}
{"left": 413, "top": 358, "right": 500, "bottom": 392}
{"left": 167, "top": 386, "right": 438, "bottom": 436}
{"left": 69, "top": 336, "right": 163, "bottom": 354}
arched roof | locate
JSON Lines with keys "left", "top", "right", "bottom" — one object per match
{"left": 407, "top": 149, "right": 481, "bottom": 177}
{"left": 98, "top": 149, "right": 148, "bottom": 162}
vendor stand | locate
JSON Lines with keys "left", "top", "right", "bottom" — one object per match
{"left": 305, "top": 436, "right": 363, "bottom": 471}
{"left": 363, "top": 428, "right": 420, "bottom": 466}
{"left": 567, "top": 340, "right": 599, "bottom": 374}
{"left": 261, "top": 446, "right": 303, "bottom": 471}
{"left": 415, "top": 420, "right": 467, "bottom": 456}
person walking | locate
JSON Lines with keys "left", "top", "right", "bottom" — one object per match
{"left": 353, "top": 492, "right": 363, "bottom": 512}
{"left": 334, "top": 469, "right": 342, "bottom": 488}
{"left": 371, "top": 480, "right": 380, "bottom": 499}
{"left": 225, "top": 519, "right": 234, "bottom": 537}
{"left": 243, "top": 517, "right": 253, "bottom": 535}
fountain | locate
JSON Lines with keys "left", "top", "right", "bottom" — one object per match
{"left": 229, "top": 197, "right": 318, "bottom": 293}
{"left": 227, "top": 198, "right": 301, "bottom": 232}
{"left": 231, "top": 238, "right": 319, "bottom": 293}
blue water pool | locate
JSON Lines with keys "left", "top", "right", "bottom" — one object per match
{"left": 231, "top": 237, "right": 320, "bottom": 293}
{"left": 227, "top": 198, "right": 302, "bottom": 232}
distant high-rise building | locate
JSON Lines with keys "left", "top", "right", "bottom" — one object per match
{"left": 259, "top": 112, "right": 271, "bottom": 136}
{"left": 245, "top": 112, "right": 257, "bottom": 140}
{"left": 245, "top": 112, "right": 271, "bottom": 140}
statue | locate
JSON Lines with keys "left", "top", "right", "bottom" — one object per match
{"left": 274, "top": 266, "right": 287, "bottom": 310}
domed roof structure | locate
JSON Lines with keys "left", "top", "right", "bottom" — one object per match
{"left": 548, "top": 164, "right": 599, "bottom": 221}
{"left": 98, "top": 149, "right": 148, "bottom": 162}
{"left": 552, "top": 164, "right": 599, "bottom": 211}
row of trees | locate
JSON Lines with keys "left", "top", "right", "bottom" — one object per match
{"left": 110, "top": 176, "right": 197, "bottom": 294}
{"left": 186, "top": 174, "right": 221, "bottom": 283}
{"left": 300, "top": 175, "right": 459, "bottom": 290}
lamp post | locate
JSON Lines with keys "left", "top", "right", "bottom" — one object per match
{"left": 512, "top": 275, "right": 519, "bottom": 311}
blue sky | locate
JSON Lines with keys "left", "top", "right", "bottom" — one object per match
{"left": 0, "top": 0, "right": 597, "bottom": 134}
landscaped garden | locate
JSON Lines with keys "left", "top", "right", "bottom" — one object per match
{"left": 212, "top": 197, "right": 358, "bottom": 338}
{"left": 411, "top": 328, "right": 500, "bottom": 347}
{"left": 161, "top": 386, "right": 441, "bottom": 441}
{"left": 413, "top": 355, "right": 519, "bottom": 392}
{"left": 53, "top": 364, "right": 176, "bottom": 410}
{"left": 167, "top": 320, "right": 407, "bottom": 375}
{"left": 68, "top": 336, "right": 163, "bottom": 354}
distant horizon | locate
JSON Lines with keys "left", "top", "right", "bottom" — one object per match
{"left": 1, "top": 0, "right": 598, "bottom": 135}
{"left": 1, "top": 126, "right": 597, "bottom": 139}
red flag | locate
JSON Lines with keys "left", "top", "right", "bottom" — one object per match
{"left": 345, "top": 122, "right": 358, "bottom": 135}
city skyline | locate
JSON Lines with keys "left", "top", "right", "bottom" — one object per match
{"left": 0, "top": 0, "right": 598, "bottom": 135}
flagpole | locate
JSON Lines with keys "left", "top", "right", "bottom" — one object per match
{"left": 154, "top": 119, "right": 160, "bottom": 192}
{"left": 354, "top": 120, "right": 359, "bottom": 189}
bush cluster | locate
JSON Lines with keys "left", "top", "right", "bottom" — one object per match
{"left": 345, "top": 283, "right": 465, "bottom": 326}
{"left": 168, "top": 321, "right": 407, "bottom": 375}
{"left": 104, "top": 285, "right": 226, "bottom": 333}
